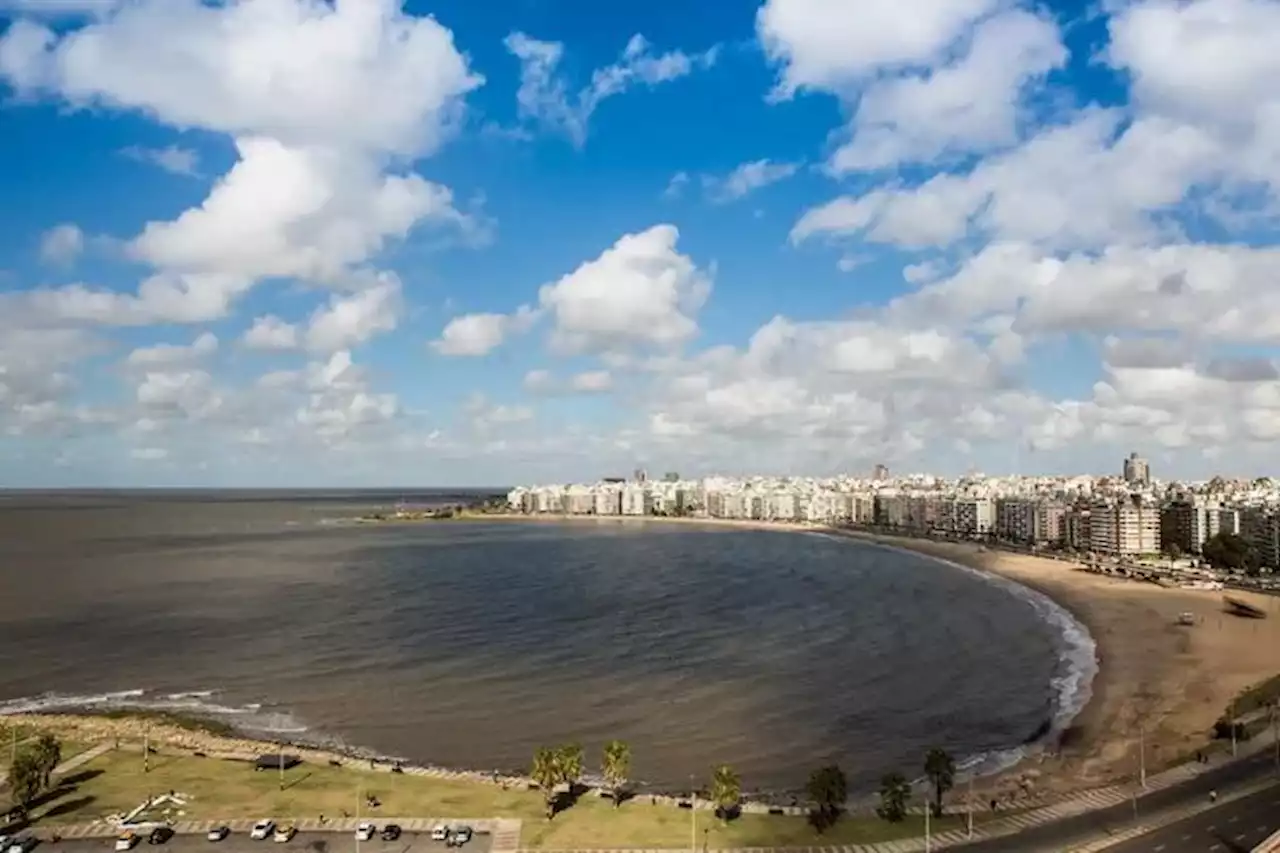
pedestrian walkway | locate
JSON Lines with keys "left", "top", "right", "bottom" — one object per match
{"left": 53, "top": 742, "right": 113, "bottom": 778}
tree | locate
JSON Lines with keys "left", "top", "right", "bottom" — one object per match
{"left": 924, "top": 748, "right": 956, "bottom": 817}
{"left": 530, "top": 747, "right": 561, "bottom": 819}
{"left": 557, "top": 743, "right": 584, "bottom": 793}
{"left": 7, "top": 749, "right": 44, "bottom": 818}
{"left": 876, "top": 773, "right": 909, "bottom": 823}
{"left": 33, "top": 733, "right": 61, "bottom": 789}
{"left": 709, "top": 764, "right": 741, "bottom": 823}
{"left": 805, "top": 765, "right": 848, "bottom": 832}
{"left": 600, "top": 740, "right": 631, "bottom": 808}
{"left": 1201, "top": 532, "right": 1258, "bottom": 574}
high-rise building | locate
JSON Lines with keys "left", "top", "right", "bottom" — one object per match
{"left": 872, "top": 464, "right": 890, "bottom": 481}
{"left": 634, "top": 468, "right": 648, "bottom": 484}
{"left": 1090, "top": 496, "right": 1159, "bottom": 555}
{"left": 1122, "top": 452, "right": 1151, "bottom": 485}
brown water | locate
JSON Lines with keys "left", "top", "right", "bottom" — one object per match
{"left": 0, "top": 490, "right": 1071, "bottom": 794}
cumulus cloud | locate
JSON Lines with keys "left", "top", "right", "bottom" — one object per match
{"left": 0, "top": 0, "right": 482, "bottom": 327}
{"left": 432, "top": 306, "right": 538, "bottom": 357}
{"left": 505, "top": 31, "right": 717, "bottom": 146}
{"left": 242, "top": 316, "right": 299, "bottom": 351}
{"left": 126, "top": 331, "right": 218, "bottom": 368}
{"left": 537, "top": 224, "right": 712, "bottom": 354}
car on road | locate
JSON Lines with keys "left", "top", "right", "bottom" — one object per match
{"left": 147, "top": 828, "right": 174, "bottom": 846}
{"left": 115, "top": 832, "right": 139, "bottom": 852}
{"left": 380, "top": 826, "right": 401, "bottom": 842}
{"left": 206, "top": 827, "right": 230, "bottom": 843}
{"left": 430, "top": 826, "right": 449, "bottom": 842}
{"left": 7, "top": 836, "right": 38, "bottom": 853}
{"left": 355, "top": 822, "right": 376, "bottom": 842}
{"left": 448, "top": 826, "right": 472, "bottom": 847}
{"left": 272, "top": 826, "right": 295, "bottom": 844}
{"left": 249, "top": 821, "right": 275, "bottom": 841}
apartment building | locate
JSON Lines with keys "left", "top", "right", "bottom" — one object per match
{"left": 953, "top": 497, "right": 995, "bottom": 536}
{"left": 995, "top": 498, "right": 1039, "bottom": 543}
{"left": 1160, "top": 499, "right": 1227, "bottom": 554}
{"left": 1240, "top": 506, "right": 1280, "bottom": 569}
{"left": 1090, "top": 496, "right": 1160, "bottom": 556}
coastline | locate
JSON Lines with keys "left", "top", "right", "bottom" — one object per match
{"left": 8, "top": 513, "right": 1278, "bottom": 809}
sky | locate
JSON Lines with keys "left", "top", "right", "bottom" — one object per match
{"left": 1, "top": 0, "right": 1280, "bottom": 488}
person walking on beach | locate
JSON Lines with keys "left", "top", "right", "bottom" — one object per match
{"left": 1209, "top": 789, "right": 1217, "bottom": 804}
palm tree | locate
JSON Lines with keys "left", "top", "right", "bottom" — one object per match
{"left": 875, "top": 772, "right": 910, "bottom": 823}
{"left": 709, "top": 764, "right": 741, "bottom": 823}
{"left": 923, "top": 748, "right": 955, "bottom": 817}
{"left": 557, "top": 743, "right": 584, "bottom": 794}
{"left": 530, "top": 747, "right": 561, "bottom": 819}
{"left": 601, "top": 740, "right": 631, "bottom": 808}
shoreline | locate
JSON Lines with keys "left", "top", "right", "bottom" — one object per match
{"left": 8, "top": 514, "right": 1278, "bottom": 809}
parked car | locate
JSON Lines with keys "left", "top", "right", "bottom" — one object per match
{"left": 249, "top": 821, "right": 275, "bottom": 841}
{"left": 206, "top": 827, "right": 230, "bottom": 843}
{"left": 6, "top": 836, "right": 37, "bottom": 853}
{"left": 0, "top": 834, "right": 10, "bottom": 851}
{"left": 380, "top": 826, "right": 401, "bottom": 842}
{"left": 148, "top": 827, "right": 174, "bottom": 846}
{"left": 272, "top": 826, "right": 295, "bottom": 844}
{"left": 449, "top": 827, "right": 472, "bottom": 847}
{"left": 430, "top": 826, "right": 450, "bottom": 842}
{"left": 354, "top": 822, "right": 376, "bottom": 842}
{"left": 116, "top": 832, "right": 139, "bottom": 852}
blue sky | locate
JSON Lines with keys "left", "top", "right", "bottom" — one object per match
{"left": 2, "top": 0, "right": 1280, "bottom": 487}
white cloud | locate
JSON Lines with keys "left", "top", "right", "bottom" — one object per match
{"left": 829, "top": 10, "right": 1067, "bottom": 171}
{"left": 757, "top": 0, "right": 999, "bottom": 98}
{"left": 703, "top": 159, "right": 800, "bottom": 203}
{"left": 0, "top": 0, "right": 115, "bottom": 15}
{"left": 538, "top": 224, "right": 712, "bottom": 353}
{"left": 0, "top": 0, "right": 481, "bottom": 156}
{"left": 242, "top": 315, "right": 299, "bottom": 351}
{"left": 0, "top": 0, "right": 483, "bottom": 328}
{"left": 304, "top": 275, "right": 402, "bottom": 353}
{"left": 120, "top": 144, "right": 200, "bottom": 177}
{"left": 126, "top": 331, "right": 217, "bottom": 368}
{"left": 570, "top": 370, "right": 613, "bottom": 392}
{"left": 432, "top": 306, "right": 538, "bottom": 357}
{"left": 39, "top": 223, "right": 84, "bottom": 266}
{"left": 130, "top": 446, "right": 168, "bottom": 460}
{"left": 505, "top": 31, "right": 716, "bottom": 146}
{"left": 663, "top": 171, "right": 690, "bottom": 200}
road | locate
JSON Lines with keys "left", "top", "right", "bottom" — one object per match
{"left": 1097, "top": 782, "right": 1280, "bottom": 852}
{"left": 9, "top": 831, "right": 491, "bottom": 853}
{"left": 951, "top": 750, "right": 1280, "bottom": 852}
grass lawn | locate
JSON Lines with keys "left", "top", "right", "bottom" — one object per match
{"left": 23, "top": 746, "right": 997, "bottom": 848}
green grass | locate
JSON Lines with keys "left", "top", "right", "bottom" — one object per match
{"left": 19, "top": 746, "right": 994, "bottom": 848}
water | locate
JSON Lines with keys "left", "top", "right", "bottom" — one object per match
{"left": 0, "top": 491, "right": 1080, "bottom": 795}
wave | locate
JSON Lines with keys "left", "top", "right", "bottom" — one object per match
{"left": 837, "top": 535, "right": 1099, "bottom": 784}
{"left": 0, "top": 688, "right": 310, "bottom": 736}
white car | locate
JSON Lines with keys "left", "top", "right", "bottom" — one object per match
{"left": 354, "top": 823, "right": 376, "bottom": 842}
{"left": 272, "top": 827, "right": 295, "bottom": 844}
{"left": 206, "top": 827, "right": 230, "bottom": 843}
{"left": 430, "top": 826, "right": 449, "bottom": 842}
{"left": 115, "top": 833, "right": 139, "bottom": 852}
{"left": 449, "top": 827, "right": 472, "bottom": 847}
{"left": 7, "top": 837, "right": 37, "bottom": 853}
{"left": 249, "top": 821, "right": 275, "bottom": 841}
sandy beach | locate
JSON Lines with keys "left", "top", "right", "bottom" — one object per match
{"left": 843, "top": 532, "right": 1280, "bottom": 798}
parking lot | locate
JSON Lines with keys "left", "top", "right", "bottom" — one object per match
{"left": 15, "top": 831, "right": 492, "bottom": 853}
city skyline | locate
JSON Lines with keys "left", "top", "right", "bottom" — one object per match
{"left": 3, "top": 0, "right": 1280, "bottom": 487}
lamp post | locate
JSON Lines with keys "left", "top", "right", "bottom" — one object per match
{"left": 689, "top": 775, "right": 696, "bottom": 853}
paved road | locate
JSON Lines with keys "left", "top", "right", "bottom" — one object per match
{"left": 1097, "top": 783, "right": 1280, "bottom": 853}
{"left": 10, "top": 831, "right": 491, "bottom": 853}
{"left": 949, "top": 751, "right": 1280, "bottom": 852}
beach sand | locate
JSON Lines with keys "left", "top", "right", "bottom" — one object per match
{"left": 846, "top": 533, "right": 1280, "bottom": 797}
